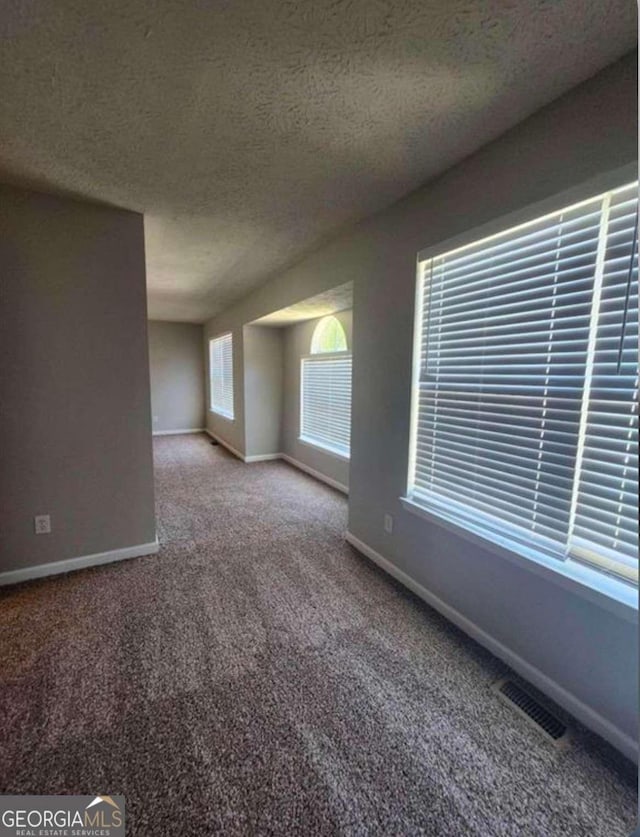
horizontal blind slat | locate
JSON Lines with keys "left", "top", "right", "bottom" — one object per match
{"left": 210, "top": 333, "right": 234, "bottom": 419}
{"left": 411, "top": 180, "right": 639, "bottom": 583}
{"left": 569, "top": 183, "right": 638, "bottom": 577}
{"left": 301, "top": 355, "right": 352, "bottom": 457}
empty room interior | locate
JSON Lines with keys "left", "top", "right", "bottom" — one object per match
{"left": 0, "top": 3, "right": 638, "bottom": 836}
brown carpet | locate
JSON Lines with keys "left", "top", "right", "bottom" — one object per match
{"left": 0, "top": 434, "right": 636, "bottom": 835}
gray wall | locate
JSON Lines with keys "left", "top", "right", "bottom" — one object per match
{"left": 281, "top": 311, "right": 352, "bottom": 489}
{"left": 148, "top": 320, "right": 205, "bottom": 433}
{"left": 243, "top": 325, "right": 283, "bottom": 458}
{"left": 0, "top": 184, "right": 157, "bottom": 574}
{"left": 203, "top": 53, "right": 638, "bottom": 756}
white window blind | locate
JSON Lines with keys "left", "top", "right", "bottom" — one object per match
{"left": 408, "top": 181, "right": 638, "bottom": 584}
{"left": 301, "top": 354, "right": 352, "bottom": 457}
{"left": 569, "top": 183, "right": 639, "bottom": 581}
{"left": 209, "top": 333, "right": 234, "bottom": 419}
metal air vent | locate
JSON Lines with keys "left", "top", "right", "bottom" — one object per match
{"left": 493, "top": 678, "right": 569, "bottom": 746}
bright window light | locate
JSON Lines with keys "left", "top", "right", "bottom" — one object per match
{"left": 300, "top": 316, "right": 352, "bottom": 457}
{"left": 311, "top": 315, "right": 348, "bottom": 354}
{"left": 209, "top": 332, "right": 234, "bottom": 420}
{"left": 407, "top": 181, "right": 639, "bottom": 585}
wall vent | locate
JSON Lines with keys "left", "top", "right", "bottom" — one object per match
{"left": 492, "top": 678, "right": 569, "bottom": 746}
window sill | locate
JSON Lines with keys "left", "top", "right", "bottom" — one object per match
{"left": 298, "top": 436, "right": 350, "bottom": 461}
{"left": 399, "top": 496, "right": 637, "bottom": 624}
{"left": 209, "top": 409, "right": 234, "bottom": 422}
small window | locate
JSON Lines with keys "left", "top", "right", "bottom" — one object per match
{"left": 300, "top": 316, "right": 352, "bottom": 458}
{"left": 311, "top": 315, "right": 348, "bottom": 354}
{"left": 209, "top": 333, "right": 234, "bottom": 419}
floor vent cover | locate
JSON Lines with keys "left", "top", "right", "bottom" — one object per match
{"left": 493, "top": 679, "right": 569, "bottom": 746}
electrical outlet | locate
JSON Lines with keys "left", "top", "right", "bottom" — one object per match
{"left": 384, "top": 513, "right": 394, "bottom": 534}
{"left": 153, "top": 415, "right": 159, "bottom": 424}
{"left": 34, "top": 514, "right": 51, "bottom": 535}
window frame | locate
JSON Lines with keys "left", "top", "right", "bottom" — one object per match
{"left": 208, "top": 332, "right": 235, "bottom": 421}
{"left": 402, "top": 163, "right": 638, "bottom": 621}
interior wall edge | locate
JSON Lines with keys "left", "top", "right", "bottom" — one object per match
{"left": 198, "top": 433, "right": 349, "bottom": 493}
{"left": 204, "top": 429, "right": 246, "bottom": 462}
{"left": 280, "top": 454, "right": 349, "bottom": 495}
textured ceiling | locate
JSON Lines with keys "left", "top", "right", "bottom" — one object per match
{"left": 0, "top": 2, "right": 636, "bottom": 322}
{"left": 251, "top": 282, "right": 353, "bottom": 327}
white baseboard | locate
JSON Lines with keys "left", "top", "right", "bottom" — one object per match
{"left": 0, "top": 540, "right": 159, "bottom": 587}
{"left": 153, "top": 428, "right": 205, "bottom": 436}
{"left": 245, "top": 453, "right": 283, "bottom": 463}
{"left": 204, "top": 429, "right": 246, "bottom": 461}
{"left": 203, "top": 431, "right": 349, "bottom": 493}
{"left": 280, "top": 454, "right": 348, "bottom": 495}
{"left": 345, "top": 531, "right": 637, "bottom": 763}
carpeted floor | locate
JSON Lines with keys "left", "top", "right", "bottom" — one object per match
{"left": 0, "top": 434, "right": 636, "bottom": 835}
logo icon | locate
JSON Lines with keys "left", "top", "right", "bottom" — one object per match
{"left": 86, "top": 795, "right": 121, "bottom": 811}
{"left": 0, "top": 794, "right": 125, "bottom": 836}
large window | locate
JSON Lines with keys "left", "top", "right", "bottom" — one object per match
{"left": 209, "top": 332, "right": 234, "bottom": 419}
{"left": 300, "top": 316, "right": 352, "bottom": 458}
{"left": 407, "top": 181, "right": 638, "bottom": 584}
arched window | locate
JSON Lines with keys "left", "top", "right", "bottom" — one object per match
{"left": 301, "top": 315, "right": 352, "bottom": 458}
{"left": 311, "top": 316, "right": 348, "bottom": 354}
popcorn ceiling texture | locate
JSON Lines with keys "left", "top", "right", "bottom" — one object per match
{"left": 0, "top": 1, "right": 636, "bottom": 321}
{"left": 251, "top": 282, "right": 353, "bottom": 326}
{"left": 0, "top": 435, "right": 636, "bottom": 835}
